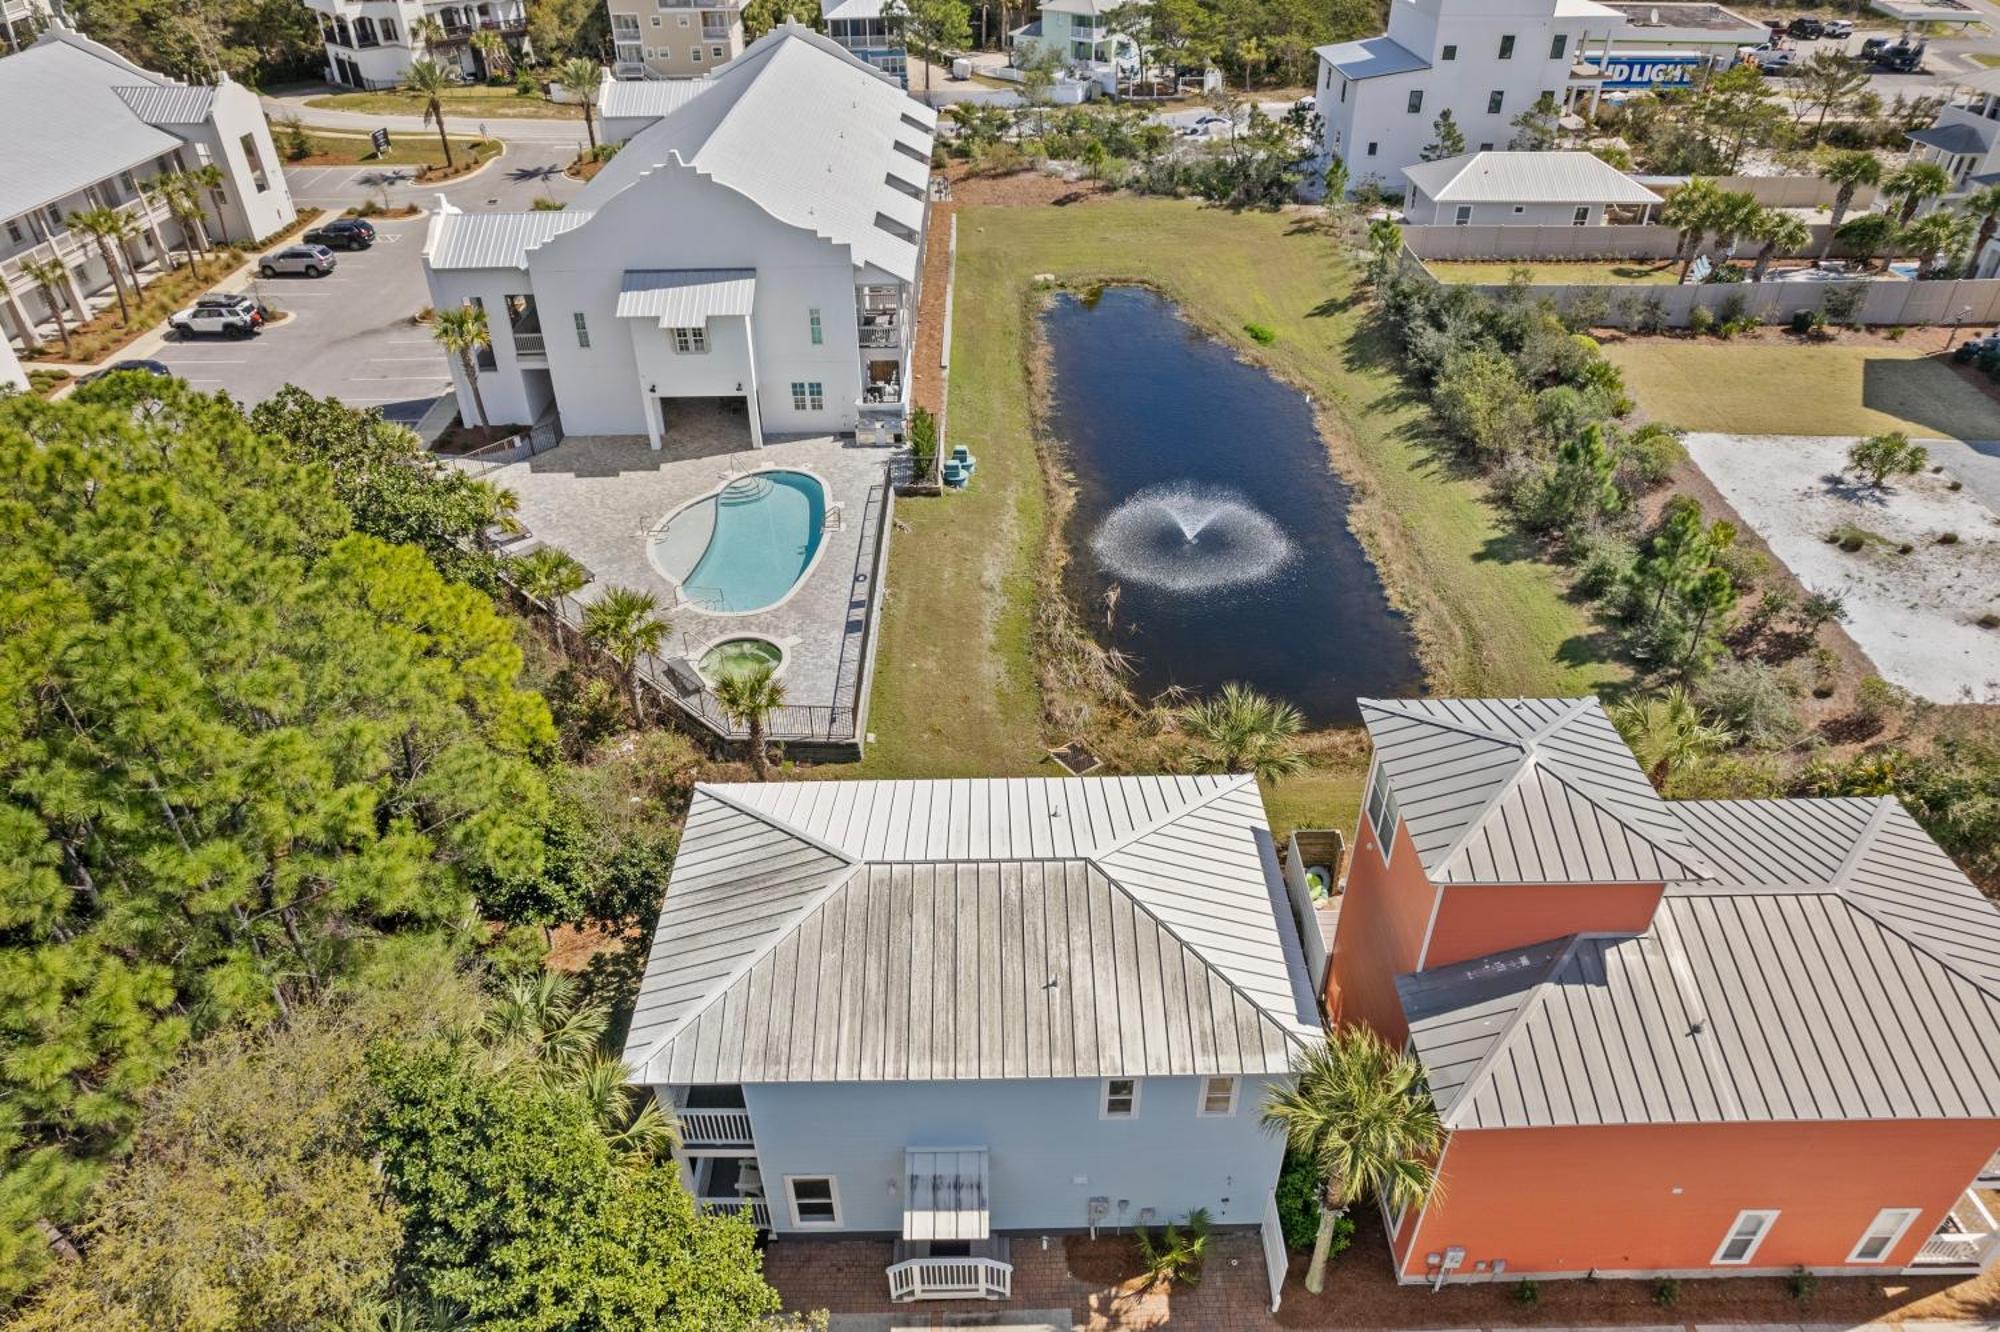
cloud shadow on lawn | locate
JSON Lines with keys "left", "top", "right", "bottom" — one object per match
{"left": 1861, "top": 355, "right": 2000, "bottom": 440}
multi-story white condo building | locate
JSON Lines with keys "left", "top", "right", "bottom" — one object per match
{"left": 305, "top": 0, "right": 530, "bottom": 89}
{"left": 1315, "top": 0, "right": 1760, "bottom": 193}
{"left": 608, "top": 0, "right": 745, "bottom": 80}
{"left": 2, "top": 0, "right": 55, "bottom": 52}
{"left": 823, "top": 0, "right": 905, "bottom": 85}
{"left": 0, "top": 26, "right": 295, "bottom": 353}
{"left": 422, "top": 25, "right": 932, "bottom": 446}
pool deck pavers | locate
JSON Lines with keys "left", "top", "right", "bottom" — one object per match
{"left": 466, "top": 422, "right": 893, "bottom": 719}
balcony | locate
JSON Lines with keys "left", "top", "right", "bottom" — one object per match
{"left": 887, "top": 1246, "right": 1013, "bottom": 1301}
{"left": 858, "top": 308, "right": 901, "bottom": 348}
{"left": 679, "top": 1107, "right": 753, "bottom": 1147}
{"left": 1909, "top": 1189, "right": 1998, "bottom": 1271}
{"left": 700, "top": 1196, "right": 771, "bottom": 1228}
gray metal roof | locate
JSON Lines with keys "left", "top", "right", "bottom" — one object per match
{"left": 0, "top": 32, "right": 184, "bottom": 220}
{"left": 114, "top": 83, "right": 217, "bottom": 125}
{"left": 1402, "top": 151, "right": 1663, "bottom": 206}
{"left": 1314, "top": 36, "right": 1430, "bottom": 80}
{"left": 424, "top": 208, "right": 593, "bottom": 270}
{"left": 615, "top": 268, "right": 756, "bottom": 323}
{"left": 597, "top": 77, "right": 708, "bottom": 123}
{"left": 1359, "top": 698, "right": 1706, "bottom": 885}
{"left": 625, "top": 776, "right": 1317, "bottom": 1085}
{"left": 1398, "top": 788, "right": 2000, "bottom": 1128}
{"left": 1908, "top": 121, "right": 1994, "bottom": 157}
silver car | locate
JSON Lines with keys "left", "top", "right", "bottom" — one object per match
{"left": 259, "top": 244, "right": 338, "bottom": 278}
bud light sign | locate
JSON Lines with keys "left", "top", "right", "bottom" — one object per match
{"left": 1599, "top": 52, "right": 1705, "bottom": 89}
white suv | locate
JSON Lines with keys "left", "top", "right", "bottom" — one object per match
{"left": 167, "top": 303, "right": 258, "bottom": 339}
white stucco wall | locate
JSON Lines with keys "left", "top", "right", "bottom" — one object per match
{"left": 169, "top": 80, "right": 297, "bottom": 245}
{"left": 741, "top": 1075, "right": 1288, "bottom": 1235}
{"left": 0, "top": 335, "right": 26, "bottom": 394}
{"left": 1410, "top": 191, "right": 1603, "bottom": 225}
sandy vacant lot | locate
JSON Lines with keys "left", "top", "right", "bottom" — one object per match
{"left": 1685, "top": 434, "right": 2000, "bottom": 702}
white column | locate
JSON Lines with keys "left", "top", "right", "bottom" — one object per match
{"left": 740, "top": 314, "right": 763, "bottom": 447}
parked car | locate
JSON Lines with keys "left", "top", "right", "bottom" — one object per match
{"left": 302, "top": 218, "right": 376, "bottom": 250}
{"left": 1787, "top": 16, "right": 1825, "bottom": 37}
{"left": 168, "top": 304, "right": 258, "bottom": 339}
{"left": 1822, "top": 19, "right": 1854, "bottom": 38}
{"left": 1753, "top": 49, "right": 1798, "bottom": 74}
{"left": 78, "top": 357, "right": 172, "bottom": 383}
{"left": 1763, "top": 17, "right": 1787, "bottom": 34}
{"left": 259, "top": 244, "right": 337, "bottom": 278}
{"left": 194, "top": 292, "right": 266, "bottom": 325}
{"left": 1873, "top": 38, "right": 1925, "bottom": 70}
{"left": 1860, "top": 35, "right": 1891, "bottom": 57}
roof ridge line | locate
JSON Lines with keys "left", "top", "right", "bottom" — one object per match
{"left": 1527, "top": 759, "right": 1706, "bottom": 879}
{"left": 1362, "top": 699, "right": 1530, "bottom": 751}
{"left": 1427, "top": 750, "right": 1542, "bottom": 878}
{"left": 1824, "top": 795, "right": 1900, "bottom": 895}
{"left": 1521, "top": 695, "right": 1599, "bottom": 748}
{"left": 1439, "top": 935, "right": 1585, "bottom": 1130}
{"left": 1083, "top": 856, "right": 1312, "bottom": 1047}
{"left": 637, "top": 857, "right": 865, "bottom": 1081}
{"left": 1838, "top": 889, "right": 2000, "bottom": 1002}
{"left": 697, "top": 784, "right": 859, "bottom": 865}
{"left": 1090, "top": 774, "right": 1257, "bottom": 862}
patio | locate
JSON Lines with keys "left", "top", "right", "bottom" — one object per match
{"left": 461, "top": 427, "right": 894, "bottom": 747}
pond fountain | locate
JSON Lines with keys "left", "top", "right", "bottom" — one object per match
{"left": 1044, "top": 287, "right": 1420, "bottom": 725}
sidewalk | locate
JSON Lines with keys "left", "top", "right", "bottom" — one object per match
{"left": 259, "top": 86, "right": 584, "bottom": 144}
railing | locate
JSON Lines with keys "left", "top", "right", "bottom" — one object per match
{"left": 887, "top": 1257, "right": 1012, "bottom": 1302}
{"left": 702, "top": 19, "right": 731, "bottom": 36}
{"left": 679, "top": 1108, "right": 754, "bottom": 1146}
{"left": 1909, "top": 1189, "right": 1997, "bottom": 1271}
{"left": 859, "top": 318, "right": 901, "bottom": 348}
{"left": 511, "top": 330, "right": 545, "bottom": 357}
{"left": 700, "top": 1197, "right": 771, "bottom": 1228}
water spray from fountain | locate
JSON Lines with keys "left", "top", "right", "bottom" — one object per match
{"left": 1089, "top": 481, "right": 1295, "bottom": 595}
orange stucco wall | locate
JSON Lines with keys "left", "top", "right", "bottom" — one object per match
{"left": 1424, "top": 882, "right": 1664, "bottom": 969}
{"left": 1396, "top": 1120, "right": 2000, "bottom": 1280}
{"left": 1324, "top": 810, "right": 1437, "bottom": 1045}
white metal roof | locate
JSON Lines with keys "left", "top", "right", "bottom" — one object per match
{"left": 615, "top": 268, "right": 756, "bottom": 323}
{"left": 1402, "top": 151, "right": 1664, "bottom": 205}
{"left": 904, "top": 1148, "right": 990, "bottom": 1241}
{"left": 1039, "top": 0, "right": 1137, "bottom": 15}
{"left": 1314, "top": 36, "right": 1431, "bottom": 80}
{"left": 576, "top": 24, "right": 934, "bottom": 283}
{"left": 623, "top": 776, "right": 1319, "bottom": 1086}
{"left": 597, "top": 76, "right": 708, "bottom": 123}
{"left": 113, "top": 83, "right": 217, "bottom": 125}
{"left": 1360, "top": 697, "right": 1706, "bottom": 885}
{"left": 0, "top": 30, "right": 185, "bottom": 220}
{"left": 423, "top": 206, "right": 593, "bottom": 270}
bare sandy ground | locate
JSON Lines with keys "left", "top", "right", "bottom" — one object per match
{"left": 1685, "top": 433, "right": 2000, "bottom": 703}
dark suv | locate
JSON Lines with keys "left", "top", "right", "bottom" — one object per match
{"left": 1787, "top": 16, "right": 1824, "bottom": 37}
{"left": 303, "top": 218, "right": 377, "bottom": 250}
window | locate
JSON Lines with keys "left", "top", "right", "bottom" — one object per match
{"left": 1478, "top": 142, "right": 1494, "bottom": 151}
{"left": 671, "top": 325, "right": 707, "bottom": 353}
{"left": 785, "top": 1176, "right": 842, "bottom": 1227}
{"left": 790, "top": 381, "right": 824, "bottom": 411}
{"left": 1498, "top": 33, "right": 1515, "bottom": 58}
{"left": 650, "top": 14, "right": 660, "bottom": 24}
{"left": 1572, "top": 205, "right": 1590, "bottom": 226}
{"left": 1101, "top": 1077, "right": 1140, "bottom": 1118}
{"left": 1338, "top": 78, "right": 1346, "bottom": 102}
{"left": 677, "top": 12, "right": 688, "bottom": 22}
{"left": 691, "top": 44, "right": 703, "bottom": 60}
{"left": 5, "top": 220, "right": 21, "bottom": 244}
{"left": 1487, "top": 90, "right": 1504, "bottom": 114}
{"left": 1440, "top": 43, "right": 1456, "bottom": 60}
{"left": 1454, "top": 205, "right": 1473, "bottom": 225}
{"left": 1512, "top": 204, "right": 1526, "bottom": 214}
{"left": 120, "top": 171, "right": 138, "bottom": 194}
{"left": 808, "top": 307, "right": 823, "bottom": 345}
{"left": 1406, "top": 89, "right": 1423, "bottom": 113}
{"left": 1848, "top": 1208, "right": 1920, "bottom": 1264}
{"left": 240, "top": 133, "right": 269, "bottom": 192}
{"left": 1549, "top": 33, "right": 1566, "bottom": 59}
{"left": 381, "top": 16, "right": 398, "bottom": 40}
{"left": 1713, "top": 1210, "right": 1779, "bottom": 1265}
{"left": 573, "top": 311, "right": 591, "bottom": 348}
{"left": 1366, "top": 761, "right": 1399, "bottom": 860}
{"left": 1365, "top": 141, "right": 1378, "bottom": 156}
{"left": 1198, "top": 1076, "right": 1238, "bottom": 1116}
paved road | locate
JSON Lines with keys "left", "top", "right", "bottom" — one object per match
{"left": 260, "top": 84, "right": 590, "bottom": 146}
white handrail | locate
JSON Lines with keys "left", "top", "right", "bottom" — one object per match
{"left": 886, "top": 1256, "right": 1012, "bottom": 1301}
{"left": 679, "top": 1108, "right": 754, "bottom": 1145}
{"left": 698, "top": 1196, "right": 770, "bottom": 1228}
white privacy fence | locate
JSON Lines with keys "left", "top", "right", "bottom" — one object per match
{"left": 1261, "top": 1190, "right": 1289, "bottom": 1313}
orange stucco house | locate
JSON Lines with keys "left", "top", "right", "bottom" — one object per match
{"left": 1326, "top": 697, "right": 2000, "bottom": 1285}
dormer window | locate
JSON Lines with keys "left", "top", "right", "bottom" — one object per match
{"left": 1366, "top": 761, "right": 1399, "bottom": 862}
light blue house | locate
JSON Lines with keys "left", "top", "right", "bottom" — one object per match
{"left": 1009, "top": 0, "right": 1138, "bottom": 75}
{"left": 622, "top": 775, "right": 1321, "bottom": 1303}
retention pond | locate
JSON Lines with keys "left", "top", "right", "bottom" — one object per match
{"left": 1043, "top": 286, "right": 1420, "bottom": 726}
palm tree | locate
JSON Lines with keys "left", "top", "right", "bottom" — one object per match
{"left": 581, "top": 585, "right": 670, "bottom": 724}
{"left": 68, "top": 206, "right": 135, "bottom": 324}
{"left": 412, "top": 13, "right": 446, "bottom": 55}
{"left": 471, "top": 29, "right": 509, "bottom": 80}
{"left": 1818, "top": 150, "right": 1882, "bottom": 259}
{"left": 21, "top": 256, "right": 76, "bottom": 357}
{"left": 1702, "top": 190, "right": 1762, "bottom": 272}
{"left": 157, "top": 172, "right": 212, "bottom": 275}
{"left": 557, "top": 56, "right": 601, "bottom": 153}
{"left": 1262, "top": 1027, "right": 1444, "bottom": 1295}
{"left": 713, "top": 660, "right": 787, "bottom": 780}
{"left": 1835, "top": 212, "right": 1899, "bottom": 271}
{"left": 432, "top": 302, "right": 492, "bottom": 428}
{"left": 1903, "top": 209, "right": 1971, "bottom": 280}
{"left": 512, "top": 546, "right": 588, "bottom": 654}
{"left": 1747, "top": 207, "right": 1810, "bottom": 282}
{"left": 404, "top": 59, "right": 458, "bottom": 170}
{"left": 1959, "top": 182, "right": 2000, "bottom": 266}
{"left": 1882, "top": 160, "right": 1952, "bottom": 226}
{"left": 1175, "top": 682, "right": 1308, "bottom": 785}
{"left": 1660, "top": 177, "right": 1721, "bottom": 281}
{"left": 1610, "top": 686, "right": 1729, "bottom": 788}
{"left": 187, "top": 164, "right": 229, "bottom": 244}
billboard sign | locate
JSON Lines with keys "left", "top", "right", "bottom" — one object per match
{"left": 1597, "top": 51, "right": 1708, "bottom": 89}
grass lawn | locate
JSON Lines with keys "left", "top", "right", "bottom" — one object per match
{"left": 301, "top": 84, "right": 582, "bottom": 119}
{"left": 1972, "top": 52, "right": 2000, "bottom": 67}
{"left": 1603, "top": 337, "right": 2000, "bottom": 438}
{"left": 851, "top": 197, "right": 1626, "bottom": 807}
{"left": 287, "top": 129, "right": 499, "bottom": 169}
{"left": 1428, "top": 260, "right": 1681, "bottom": 285}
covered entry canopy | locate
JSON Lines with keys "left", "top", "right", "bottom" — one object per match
{"left": 616, "top": 268, "right": 757, "bottom": 324}
{"left": 903, "top": 1148, "right": 989, "bottom": 1241}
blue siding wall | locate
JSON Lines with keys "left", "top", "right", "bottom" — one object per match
{"left": 743, "top": 1075, "right": 1287, "bottom": 1234}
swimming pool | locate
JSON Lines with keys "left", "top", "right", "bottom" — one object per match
{"left": 648, "top": 470, "right": 828, "bottom": 614}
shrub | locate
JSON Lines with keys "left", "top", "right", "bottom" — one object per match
{"left": 1573, "top": 530, "right": 1636, "bottom": 600}
{"left": 1697, "top": 660, "right": 1803, "bottom": 748}
{"left": 1789, "top": 1266, "right": 1817, "bottom": 1305}
{"left": 1635, "top": 294, "right": 1669, "bottom": 334}
{"left": 1136, "top": 1208, "right": 1211, "bottom": 1287}
{"left": 1243, "top": 322, "right": 1277, "bottom": 345}
{"left": 1852, "top": 674, "right": 1911, "bottom": 730}
{"left": 1514, "top": 1279, "right": 1541, "bottom": 1305}
{"left": 1615, "top": 422, "right": 1686, "bottom": 490}
{"left": 1274, "top": 1154, "right": 1351, "bottom": 1253}
{"left": 1654, "top": 1277, "right": 1681, "bottom": 1307}
{"left": 1938, "top": 531, "right": 1960, "bottom": 544}
{"left": 1688, "top": 304, "right": 1717, "bottom": 336}
{"left": 908, "top": 405, "right": 939, "bottom": 481}
{"left": 1846, "top": 431, "right": 1929, "bottom": 488}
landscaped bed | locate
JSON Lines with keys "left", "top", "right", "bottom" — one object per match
{"left": 301, "top": 84, "right": 582, "bottom": 119}
{"left": 1683, "top": 432, "right": 2000, "bottom": 701}
{"left": 283, "top": 129, "right": 500, "bottom": 172}
{"left": 1427, "top": 259, "right": 1681, "bottom": 285}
